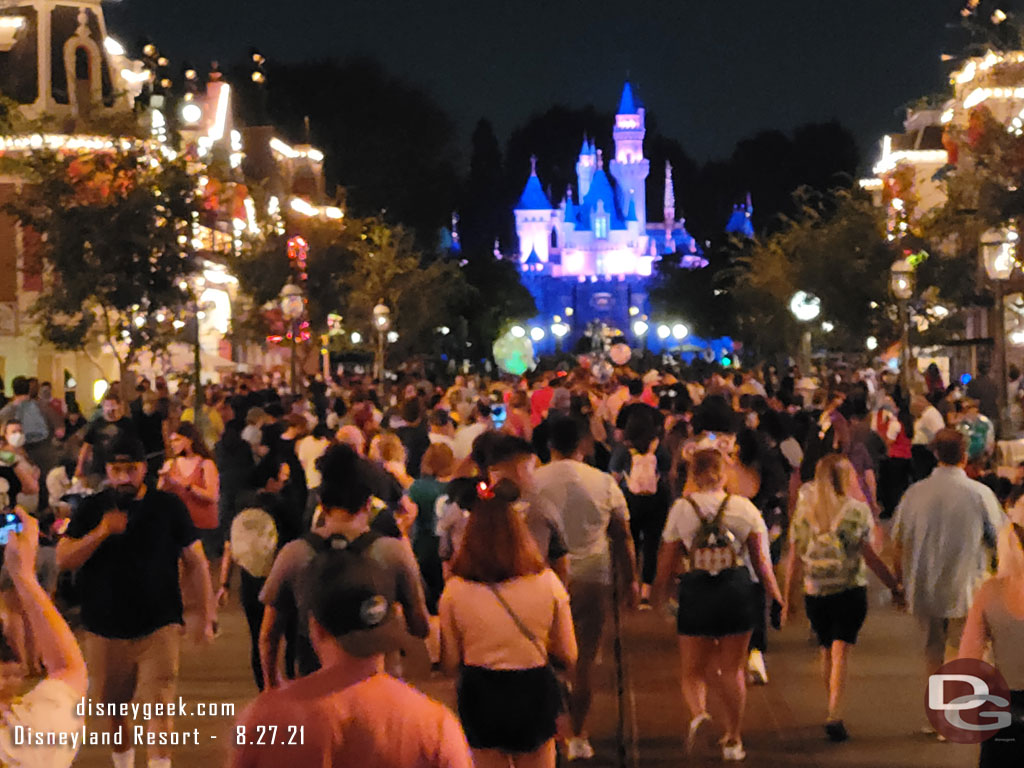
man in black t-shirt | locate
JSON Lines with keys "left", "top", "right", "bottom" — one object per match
{"left": 57, "top": 436, "right": 215, "bottom": 768}
{"left": 75, "top": 392, "right": 138, "bottom": 486}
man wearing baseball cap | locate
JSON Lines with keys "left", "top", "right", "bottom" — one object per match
{"left": 232, "top": 551, "right": 472, "bottom": 768}
{"left": 57, "top": 435, "right": 216, "bottom": 768}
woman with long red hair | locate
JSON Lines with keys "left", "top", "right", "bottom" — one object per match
{"left": 440, "top": 479, "right": 577, "bottom": 768}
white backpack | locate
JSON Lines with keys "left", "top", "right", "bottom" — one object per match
{"left": 230, "top": 507, "right": 279, "bottom": 578}
{"left": 625, "top": 441, "right": 659, "bottom": 496}
{"left": 800, "top": 517, "right": 848, "bottom": 591}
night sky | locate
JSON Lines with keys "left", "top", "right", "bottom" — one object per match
{"left": 104, "top": 1, "right": 989, "bottom": 167}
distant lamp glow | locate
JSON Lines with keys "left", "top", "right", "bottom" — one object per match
{"left": 103, "top": 37, "right": 125, "bottom": 57}
{"left": 551, "top": 322, "right": 570, "bottom": 338}
{"left": 932, "top": 305, "right": 949, "bottom": 319}
{"left": 93, "top": 380, "right": 109, "bottom": 403}
{"left": 890, "top": 258, "right": 915, "bottom": 301}
{"left": 993, "top": 9, "right": 1008, "bottom": 24}
{"left": 657, "top": 324, "right": 671, "bottom": 339}
{"left": 386, "top": 331, "right": 399, "bottom": 344}
{"left": 789, "top": 291, "right": 821, "bottom": 322}
{"left": 866, "top": 336, "right": 879, "bottom": 351}
{"left": 982, "top": 228, "right": 1017, "bottom": 281}
{"left": 172, "top": 319, "right": 186, "bottom": 330}
{"left": 180, "top": 102, "right": 202, "bottom": 124}
{"left": 438, "top": 326, "right": 451, "bottom": 335}
{"left": 822, "top": 321, "right": 835, "bottom": 333}
{"left": 133, "top": 315, "right": 145, "bottom": 328}
{"left": 372, "top": 303, "right": 391, "bottom": 332}
{"left": 629, "top": 306, "right": 640, "bottom": 317}
{"left": 510, "top": 325, "right": 526, "bottom": 339}
{"left": 565, "top": 307, "right": 574, "bottom": 317}
{"left": 530, "top": 326, "right": 546, "bottom": 342}
{"left": 350, "top": 331, "right": 362, "bottom": 344}
{"left": 672, "top": 323, "right": 688, "bottom": 340}
{"left": 632, "top": 319, "right": 649, "bottom": 337}
{"left": 1011, "top": 331, "right": 1024, "bottom": 345}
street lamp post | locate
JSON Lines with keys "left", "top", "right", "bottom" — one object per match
{"left": 372, "top": 301, "right": 391, "bottom": 384}
{"left": 890, "top": 258, "right": 915, "bottom": 396}
{"left": 280, "top": 283, "right": 305, "bottom": 393}
{"left": 981, "top": 228, "right": 1017, "bottom": 437}
{"left": 789, "top": 291, "right": 821, "bottom": 374}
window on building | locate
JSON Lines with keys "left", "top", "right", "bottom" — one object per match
{"left": 594, "top": 214, "right": 609, "bottom": 240}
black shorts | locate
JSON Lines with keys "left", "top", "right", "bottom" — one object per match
{"left": 676, "top": 567, "right": 757, "bottom": 637}
{"left": 457, "top": 665, "right": 560, "bottom": 753}
{"left": 804, "top": 586, "right": 869, "bottom": 646}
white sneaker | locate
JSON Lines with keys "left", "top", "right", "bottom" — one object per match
{"left": 722, "top": 740, "right": 746, "bottom": 761}
{"left": 685, "top": 712, "right": 711, "bottom": 753}
{"left": 747, "top": 650, "right": 768, "bottom": 685}
{"left": 566, "top": 737, "right": 595, "bottom": 761}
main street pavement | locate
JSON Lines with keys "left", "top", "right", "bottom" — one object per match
{"left": 71, "top": 577, "right": 977, "bottom": 767}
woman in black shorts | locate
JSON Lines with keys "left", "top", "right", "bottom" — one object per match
{"left": 782, "top": 454, "right": 903, "bottom": 742}
{"left": 652, "top": 448, "right": 783, "bottom": 762}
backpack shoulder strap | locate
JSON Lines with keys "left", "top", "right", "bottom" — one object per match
{"left": 713, "top": 494, "right": 731, "bottom": 526}
{"left": 347, "top": 530, "right": 383, "bottom": 554}
{"left": 302, "top": 530, "right": 330, "bottom": 553}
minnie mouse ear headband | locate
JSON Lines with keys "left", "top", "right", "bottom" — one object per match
{"left": 476, "top": 481, "right": 495, "bottom": 500}
{"left": 474, "top": 478, "right": 521, "bottom": 504}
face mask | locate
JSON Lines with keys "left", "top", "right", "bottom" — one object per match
{"left": 6, "top": 433, "right": 25, "bottom": 449}
{"left": 113, "top": 483, "right": 139, "bottom": 509}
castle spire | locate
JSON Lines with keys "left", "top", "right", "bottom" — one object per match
{"left": 597, "top": 148, "right": 603, "bottom": 170}
{"left": 663, "top": 160, "right": 675, "bottom": 227}
{"left": 530, "top": 154, "right": 538, "bottom": 176}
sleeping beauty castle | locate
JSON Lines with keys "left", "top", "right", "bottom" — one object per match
{"left": 513, "top": 81, "right": 743, "bottom": 357}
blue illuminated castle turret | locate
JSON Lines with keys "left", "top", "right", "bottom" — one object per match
{"left": 512, "top": 81, "right": 714, "bottom": 355}
{"left": 725, "top": 193, "right": 755, "bottom": 238}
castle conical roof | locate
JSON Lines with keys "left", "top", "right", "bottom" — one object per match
{"left": 618, "top": 81, "right": 637, "bottom": 114}
{"left": 516, "top": 171, "right": 552, "bottom": 211}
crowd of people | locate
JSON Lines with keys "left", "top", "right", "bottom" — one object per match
{"left": 0, "top": 357, "right": 1021, "bottom": 766}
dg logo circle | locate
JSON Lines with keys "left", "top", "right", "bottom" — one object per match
{"left": 925, "top": 659, "right": 1012, "bottom": 744}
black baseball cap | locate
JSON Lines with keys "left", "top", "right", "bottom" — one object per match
{"left": 106, "top": 436, "right": 146, "bottom": 464}
{"left": 303, "top": 549, "right": 407, "bottom": 658}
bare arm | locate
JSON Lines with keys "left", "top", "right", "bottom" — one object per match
{"left": 217, "top": 542, "right": 233, "bottom": 607}
{"left": 747, "top": 531, "right": 783, "bottom": 605}
{"left": 650, "top": 540, "right": 683, "bottom": 608}
{"left": 782, "top": 541, "right": 800, "bottom": 617}
{"left": 74, "top": 443, "right": 92, "bottom": 480}
{"left": 860, "top": 539, "right": 900, "bottom": 592}
{"left": 549, "top": 582, "right": 578, "bottom": 674}
{"left": 7, "top": 510, "right": 87, "bottom": 695}
{"left": 180, "top": 540, "right": 216, "bottom": 636}
{"left": 56, "top": 513, "right": 121, "bottom": 572}
{"left": 550, "top": 554, "right": 569, "bottom": 584}
{"left": 438, "top": 591, "right": 461, "bottom": 677}
{"left": 959, "top": 582, "right": 991, "bottom": 661}
{"left": 13, "top": 459, "right": 39, "bottom": 495}
{"left": 258, "top": 605, "right": 285, "bottom": 689}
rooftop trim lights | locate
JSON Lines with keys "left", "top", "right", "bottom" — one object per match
{"left": 872, "top": 135, "right": 949, "bottom": 175}
{"left": 0, "top": 134, "right": 142, "bottom": 153}
{"left": 269, "top": 138, "right": 325, "bottom": 163}
{"left": 951, "top": 51, "right": 1024, "bottom": 85}
{"left": 288, "top": 197, "right": 344, "bottom": 220}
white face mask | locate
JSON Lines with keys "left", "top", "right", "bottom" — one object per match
{"left": 7, "top": 432, "right": 25, "bottom": 449}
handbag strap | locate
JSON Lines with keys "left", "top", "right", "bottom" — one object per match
{"left": 487, "top": 583, "right": 548, "bottom": 666}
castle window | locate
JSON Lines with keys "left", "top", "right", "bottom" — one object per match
{"left": 551, "top": 228, "right": 558, "bottom": 249}
{"left": 75, "top": 47, "right": 91, "bottom": 81}
{"left": 594, "top": 214, "right": 609, "bottom": 240}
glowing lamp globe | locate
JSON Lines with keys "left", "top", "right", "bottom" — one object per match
{"left": 981, "top": 228, "right": 1017, "bottom": 281}
{"left": 657, "top": 324, "right": 671, "bottom": 340}
{"left": 789, "top": 291, "right": 821, "bottom": 322}
{"left": 672, "top": 323, "right": 689, "bottom": 340}
{"left": 280, "top": 283, "right": 304, "bottom": 321}
{"left": 530, "top": 327, "right": 546, "bottom": 342}
{"left": 181, "top": 102, "right": 203, "bottom": 125}
{"left": 372, "top": 302, "right": 391, "bottom": 332}
{"left": 510, "top": 325, "right": 526, "bottom": 339}
{"left": 551, "top": 322, "right": 570, "bottom": 338}
{"left": 632, "top": 320, "right": 649, "bottom": 337}
{"left": 890, "top": 258, "right": 915, "bottom": 301}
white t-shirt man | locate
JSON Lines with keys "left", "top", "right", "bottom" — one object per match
{"left": 534, "top": 459, "right": 629, "bottom": 585}
{"left": 912, "top": 405, "right": 945, "bottom": 446}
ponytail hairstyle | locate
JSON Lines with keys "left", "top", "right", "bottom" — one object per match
{"left": 449, "top": 478, "right": 545, "bottom": 583}
{"left": 808, "top": 453, "right": 852, "bottom": 533}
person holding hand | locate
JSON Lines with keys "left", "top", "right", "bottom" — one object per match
{"left": 0, "top": 506, "right": 87, "bottom": 768}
